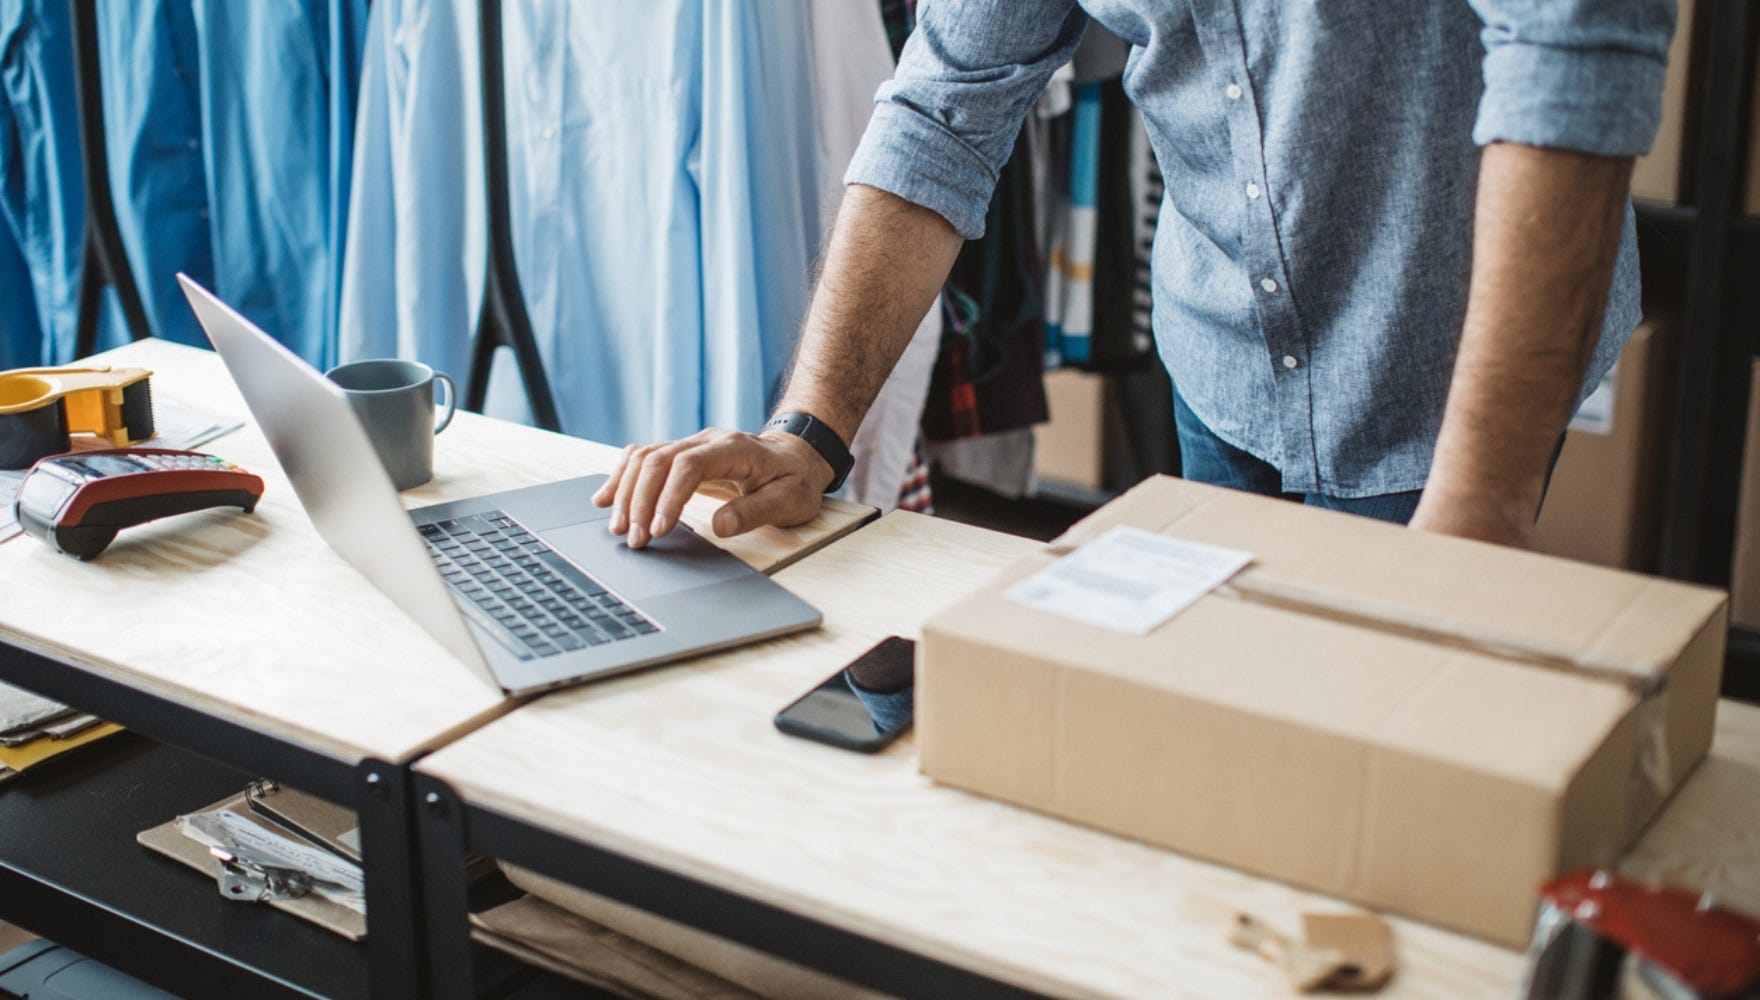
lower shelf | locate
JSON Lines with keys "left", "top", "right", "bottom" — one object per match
{"left": 0, "top": 735, "right": 369, "bottom": 999}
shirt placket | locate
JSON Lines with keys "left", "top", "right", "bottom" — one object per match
{"left": 1190, "top": 0, "right": 1321, "bottom": 494}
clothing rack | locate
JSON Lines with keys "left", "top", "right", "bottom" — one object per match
{"left": 1645, "top": 0, "right": 1760, "bottom": 702}
{"left": 464, "top": 0, "right": 563, "bottom": 432}
{"left": 69, "top": 0, "right": 153, "bottom": 359}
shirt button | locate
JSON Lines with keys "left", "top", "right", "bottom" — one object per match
{"left": 1246, "top": 182, "right": 1262, "bottom": 200}
{"left": 1282, "top": 355, "right": 1299, "bottom": 369}
{"left": 1260, "top": 277, "right": 1279, "bottom": 293}
{"left": 186, "top": 139, "right": 200, "bottom": 151}
{"left": 1226, "top": 83, "right": 1244, "bottom": 100}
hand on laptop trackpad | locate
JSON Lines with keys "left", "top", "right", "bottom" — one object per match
{"left": 540, "top": 521, "right": 750, "bottom": 602}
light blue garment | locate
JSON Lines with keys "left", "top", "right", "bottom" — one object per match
{"left": 0, "top": 0, "right": 85, "bottom": 366}
{"left": 1, "top": 1, "right": 363, "bottom": 368}
{"left": 94, "top": 0, "right": 213, "bottom": 349}
{"left": 340, "top": 0, "right": 822, "bottom": 446}
{"left": 91, "top": 0, "right": 365, "bottom": 363}
{"left": 339, "top": 0, "right": 484, "bottom": 397}
{"left": 846, "top": 0, "right": 1671, "bottom": 497}
{"left": 192, "top": 0, "right": 365, "bottom": 370}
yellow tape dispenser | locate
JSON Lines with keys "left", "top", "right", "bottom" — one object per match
{"left": 0, "top": 365, "right": 155, "bottom": 470}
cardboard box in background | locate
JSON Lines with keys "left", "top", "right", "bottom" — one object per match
{"left": 920, "top": 477, "right": 1726, "bottom": 946}
{"left": 1730, "top": 361, "right": 1760, "bottom": 628}
{"left": 1536, "top": 318, "right": 1674, "bottom": 570}
{"left": 1033, "top": 369, "right": 1107, "bottom": 492}
{"left": 1635, "top": 0, "right": 1695, "bottom": 204}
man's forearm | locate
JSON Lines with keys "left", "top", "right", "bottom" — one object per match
{"left": 777, "top": 184, "right": 965, "bottom": 446}
{"left": 1414, "top": 143, "right": 1634, "bottom": 544}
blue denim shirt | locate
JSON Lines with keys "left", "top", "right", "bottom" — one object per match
{"left": 846, "top": 0, "right": 1671, "bottom": 496}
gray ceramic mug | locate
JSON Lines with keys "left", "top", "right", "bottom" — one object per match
{"left": 324, "top": 359, "right": 457, "bottom": 490}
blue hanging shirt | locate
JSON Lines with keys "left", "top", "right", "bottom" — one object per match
{"left": 0, "top": 0, "right": 86, "bottom": 366}
{"left": 341, "top": 0, "right": 823, "bottom": 446}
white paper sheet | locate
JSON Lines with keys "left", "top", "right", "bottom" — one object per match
{"left": 1005, "top": 525, "right": 1253, "bottom": 635}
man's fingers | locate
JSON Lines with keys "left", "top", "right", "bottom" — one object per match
{"left": 594, "top": 444, "right": 640, "bottom": 511}
{"left": 609, "top": 444, "right": 652, "bottom": 536}
{"left": 711, "top": 478, "right": 820, "bottom": 538}
{"left": 649, "top": 438, "right": 750, "bottom": 538}
{"left": 623, "top": 441, "right": 696, "bottom": 548}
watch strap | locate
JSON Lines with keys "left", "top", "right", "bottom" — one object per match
{"left": 764, "top": 411, "right": 854, "bottom": 493}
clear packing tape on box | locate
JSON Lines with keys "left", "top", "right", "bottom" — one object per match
{"left": 1034, "top": 522, "right": 1678, "bottom": 847}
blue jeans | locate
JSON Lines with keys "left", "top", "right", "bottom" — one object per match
{"left": 1173, "top": 392, "right": 1423, "bottom": 525}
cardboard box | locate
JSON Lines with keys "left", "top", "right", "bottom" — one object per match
{"left": 920, "top": 477, "right": 1726, "bottom": 946}
{"left": 1635, "top": 0, "right": 1695, "bottom": 204}
{"left": 1034, "top": 369, "right": 1107, "bottom": 492}
{"left": 1536, "top": 318, "right": 1673, "bottom": 570}
{"left": 1730, "top": 361, "right": 1760, "bottom": 628}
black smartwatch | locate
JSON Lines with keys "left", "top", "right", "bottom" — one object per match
{"left": 764, "top": 411, "right": 854, "bottom": 493}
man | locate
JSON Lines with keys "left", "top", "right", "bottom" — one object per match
{"left": 595, "top": 1, "right": 1672, "bottom": 551}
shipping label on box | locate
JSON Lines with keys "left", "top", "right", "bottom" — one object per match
{"left": 1005, "top": 526, "right": 1251, "bottom": 634}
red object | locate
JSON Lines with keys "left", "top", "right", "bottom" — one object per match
{"left": 15, "top": 447, "right": 263, "bottom": 560}
{"left": 1539, "top": 871, "right": 1760, "bottom": 996}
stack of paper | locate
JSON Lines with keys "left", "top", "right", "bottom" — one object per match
{"left": 0, "top": 682, "right": 123, "bottom": 785}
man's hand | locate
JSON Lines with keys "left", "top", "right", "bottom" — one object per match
{"left": 591, "top": 429, "right": 833, "bottom": 548}
{"left": 1411, "top": 142, "right": 1633, "bottom": 548}
{"left": 591, "top": 184, "right": 960, "bottom": 550}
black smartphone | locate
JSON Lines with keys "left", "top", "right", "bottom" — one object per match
{"left": 774, "top": 636, "right": 916, "bottom": 753}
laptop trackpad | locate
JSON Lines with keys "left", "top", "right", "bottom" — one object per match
{"left": 540, "top": 522, "right": 751, "bottom": 602}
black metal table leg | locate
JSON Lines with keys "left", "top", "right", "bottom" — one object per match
{"left": 358, "top": 759, "right": 429, "bottom": 1000}
{"left": 414, "top": 776, "right": 480, "bottom": 1000}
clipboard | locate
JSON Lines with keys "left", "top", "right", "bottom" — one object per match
{"left": 137, "top": 793, "right": 367, "bottom": 941}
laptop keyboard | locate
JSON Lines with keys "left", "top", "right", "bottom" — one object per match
{"left": 418, "top": 510, "right": 658, "bottom": 660}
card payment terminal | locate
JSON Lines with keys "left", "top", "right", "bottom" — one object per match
{"left": 14, "top": 448, "right": 264, "bottom": 560}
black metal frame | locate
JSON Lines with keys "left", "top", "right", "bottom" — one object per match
{"left": 411, "top": 775, "right": 1050, "bottom": 1000}
{"left": 465, "top": 0, "right": 563, "bottom": 433}
{"left": 69, "top": 0, "right": 153, "bottom": 358}
{"left": 1649, "top": 0, "right": 1760, "bottom": 698}
{"left": 0, "top": 637, "right": 430, "bottom": 999}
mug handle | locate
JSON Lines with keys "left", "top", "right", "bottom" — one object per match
{"left": 433, "top": 372, "right": 457, "bottom": 434}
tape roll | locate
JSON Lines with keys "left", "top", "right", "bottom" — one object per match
{"left": 0, "top": 403, "right": 70, "bottom": 470}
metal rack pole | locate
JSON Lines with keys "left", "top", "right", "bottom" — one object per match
{"left": 465, "top": 0, "right": 563, "bottom": 432}
{"left": 69, "top": 0, "right": 153, "bottom": 358}
{"left": 1659, "top": 0, "right": 1759, "bottom": 584}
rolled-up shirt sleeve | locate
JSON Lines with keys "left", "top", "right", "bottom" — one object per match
{"left": 844, "top": 0, "right": 1088, "bottom": 239}
{"left": 1469, "top": 0, "right": 1676, "bottom": 157}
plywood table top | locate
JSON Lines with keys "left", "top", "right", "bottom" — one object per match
{"left": 0, "top": 339, "right": 870, "bottom": 764}
{"left": 419, "top": 510, "right": 1760, "bottom": 998}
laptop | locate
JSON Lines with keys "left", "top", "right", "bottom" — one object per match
{"left": 177, "top": 274, "right": 822, "bottom": 695}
